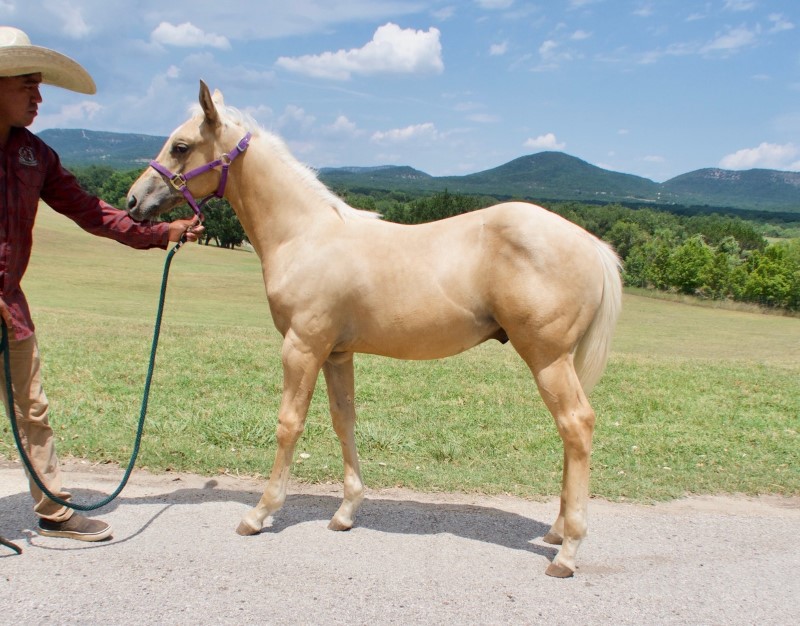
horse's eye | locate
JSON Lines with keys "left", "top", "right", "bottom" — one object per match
{"left": 172, "top": 143, "right": 190, "bottom": 155}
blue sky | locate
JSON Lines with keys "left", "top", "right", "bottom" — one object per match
{"left": 7, "top": 0, "right": 800, "bottom": 181}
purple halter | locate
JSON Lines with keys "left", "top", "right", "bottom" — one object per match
{"left": 149, "top": 132, "right": 252, "bottom": 220}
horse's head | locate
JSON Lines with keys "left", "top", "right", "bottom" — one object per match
{"left": 127, "top": 80, "right": 243, "bottom": 221}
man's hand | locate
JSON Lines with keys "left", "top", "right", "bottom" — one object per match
{"left": 0, "top": 295, "right": 16, "bottom": 340}
{"left": 168, "top": 218, "right": 205, "bottom": 243}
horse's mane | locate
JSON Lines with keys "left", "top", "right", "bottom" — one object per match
{"left": 192, "top": 103, "right": 381, "bottom": 223}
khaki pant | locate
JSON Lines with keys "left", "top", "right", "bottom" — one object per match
{"left": 0, "top": 334, "right": 72, "bottom": 522}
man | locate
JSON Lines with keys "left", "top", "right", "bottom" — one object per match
{"left": 0, "top": 26, "right": 203, "bottom": 542}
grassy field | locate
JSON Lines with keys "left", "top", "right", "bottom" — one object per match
{"left": 1, "top": 206, "right": 797, "bottom": 501}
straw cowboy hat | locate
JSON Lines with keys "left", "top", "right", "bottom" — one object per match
{"left": 0, "top": 26, "right": 95, "bottom": 94}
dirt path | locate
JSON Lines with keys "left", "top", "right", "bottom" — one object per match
{"left": 1, "top": 459, "right": 798, "bottom": 624}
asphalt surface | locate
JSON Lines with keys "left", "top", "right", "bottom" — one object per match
{"left": 1, "top": 459, "right": 798, "bottom": 625}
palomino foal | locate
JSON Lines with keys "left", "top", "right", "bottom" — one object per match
{"left": 127, "top": 82, "right": 622, "bottom": 577}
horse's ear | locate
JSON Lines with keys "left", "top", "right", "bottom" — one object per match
{"left": 199, "top": 80, "right": 219, "bottom": 128}
{"left": 212, "top": 89, "right": 225, "bottom": 107}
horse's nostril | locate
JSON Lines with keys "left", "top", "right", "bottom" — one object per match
{"left": 127, "top": 195, "right": 137, "bottom": 209}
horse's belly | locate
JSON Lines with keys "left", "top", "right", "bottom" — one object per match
{"left": 352, "top": 315, "right": 501, "bottom": 360}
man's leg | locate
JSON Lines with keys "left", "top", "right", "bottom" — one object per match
{"left": 1, "top": 334, "right": 112, "bottom": 541}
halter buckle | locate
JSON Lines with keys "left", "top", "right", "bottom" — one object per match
{"left": 169, "top": 173, "right": 187, "bottom": 191}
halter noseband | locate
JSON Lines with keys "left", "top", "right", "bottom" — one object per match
{"left": 149, "top": 132, "right": 252, "bottom": 220}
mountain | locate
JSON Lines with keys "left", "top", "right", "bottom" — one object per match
{"left": 661, "top": 168, "right": 800, "bottom": 213}
{"left": 436, "top": 152, "right": 663, "bottom": 202}
{"left": 37, "top": 128, "right": 800, "bottom": 215}
{"left": 318, "top": 165, "right": 433, "bottom": 192}
{"left": 38, "top": 128, "right": 167, "bottom": 170}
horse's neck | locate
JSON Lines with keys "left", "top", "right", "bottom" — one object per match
{"left": 226, "top": 139, "right": 340, "bottom": 255}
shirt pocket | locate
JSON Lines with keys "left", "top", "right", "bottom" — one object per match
{"left": 13, "top": 163, "right": 46, "bottom": 190}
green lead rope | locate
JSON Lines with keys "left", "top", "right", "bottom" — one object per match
{"left": 1, "top": 238, "right": 186, "bottom": 515}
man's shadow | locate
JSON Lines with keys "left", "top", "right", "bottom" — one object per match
{"left": 0, "top": 479, "right": 556, "bottom": 560}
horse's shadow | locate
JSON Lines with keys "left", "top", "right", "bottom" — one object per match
{"left": 0, "top": 479, "right": 556, "bottom": 560}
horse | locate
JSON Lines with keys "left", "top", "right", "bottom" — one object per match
{"left": 126, "top": 81, "right": 622, "bottom": 578}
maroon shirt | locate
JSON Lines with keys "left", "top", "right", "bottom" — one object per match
{"left": 0, "top": 127, "right": 170, "bottom": 341}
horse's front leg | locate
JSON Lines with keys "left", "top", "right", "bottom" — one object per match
{"left": 322, "top": 354, "right": 364, "bottom": 531}
{"left": 236, "top": 333, "right": 325, "bottom": 535}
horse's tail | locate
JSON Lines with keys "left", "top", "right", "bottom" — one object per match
{"left": 573, "top": 237, "right": 623, "bottom": 394}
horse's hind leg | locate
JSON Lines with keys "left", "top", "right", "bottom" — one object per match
{"left": 322, "top": 355, "right": 365, "bottom": 531}
{"left": 524, "top": 352, "right": 596, "bottom": 578}
{"left": 237, "top": 333, "right": 324, "bottom": 535}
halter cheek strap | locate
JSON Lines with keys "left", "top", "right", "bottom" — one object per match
{"left": 149, "top": 132, "right": 252, "bottom": 220}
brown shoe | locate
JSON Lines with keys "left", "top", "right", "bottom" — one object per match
{"left": 38, "top": 514, "right": 113, "bottom": 542}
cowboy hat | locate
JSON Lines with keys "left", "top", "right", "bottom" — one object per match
{"left": 0, "top": 26, "right": 95, "bottom": 94}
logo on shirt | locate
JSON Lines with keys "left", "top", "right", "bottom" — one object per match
{"left": 18, "top": 147, "right": 38, "bottom": 166}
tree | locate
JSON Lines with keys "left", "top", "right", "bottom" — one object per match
{"left": 73, "top": 164, "right": 116, "bottom": 196}
{"left": 606, "top": 220, "right": 648, "bottom": 261}
{"left": 667, "top": 235, "right": 714, "bottom": 295}
{"left": 742, "top": 244, "right": 800, "bottom": 309}
{"left": 101, "top": 170, "right": 142, "bottom": 209}
{"left": 199, "top": 199, "right": 248, "bottom": 249}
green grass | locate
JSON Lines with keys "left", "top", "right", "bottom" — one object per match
{"left": 1, "top": 207, "right": 797, "bottom": 501}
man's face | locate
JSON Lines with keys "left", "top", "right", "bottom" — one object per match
{"left": 0, "top": 73, "right": 43, "bottom": 129}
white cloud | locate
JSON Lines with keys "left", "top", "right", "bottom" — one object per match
{"left": 178, "top": 52, "right": 276, "bottom": 89}
{"left": 468, "top": 113, "right": 500, "bottom": 123}
{"left": 278, "top": 105, "right": 316, "bottom": 132}
{"left": 524, "top": 133, "right": 566, "bottom": 150}
{"left": 539, "top": 40, "right": 558, "bottom": 56}
{"left": 151, "top": 22, "right": 230, "bottom": 50}
{"left": 719, "top": 142, "right": 800, "bottom": 170}
{"left": 701, "top": 25, "right": 757, "bottom": 54}
{"left": 276, "top": 23, "right": 443, "bottom": 81}
{"left": 433, "top": 6, "right": 456, "bottom": 20}
{"left": 768, "top": 14, "right": 794, "bottom": 34}
{"left": 33, "top": 100, "right": 103, "bottom": 130}
{"left": 454, "top": 101, "right": 482, "bottom": 112}
{"left": 723, "top": 0, "right": 755, "bottom": 12}
{"left": 371, "top": 122, "right": 440, "bottom": 144}
{"left": 476, "top": 0, "right": 514, "bottom": 9}
{"left": 243, "top": 104, "right": 273, "bottom": 125}
{"left": 323, "top": 115, "right": 362, "bottom": 137}
{"left": 489, "top": 41, "right": 508, "bottom": 56}
{"left": 570, "top": 29, "right": 591, "bottom": 40}
{"left": 44, "top": 0, "right": 90, "bottom": 38}
{"left": 534, "top": 38, "right": 578, "bottom": 70}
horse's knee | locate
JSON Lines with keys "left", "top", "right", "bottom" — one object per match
{"left": 275, "top": 420, "right": 304, "bottom": 448}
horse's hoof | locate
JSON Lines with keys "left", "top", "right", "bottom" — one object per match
{"left": 327, "top": 517, "right": 353, "bottom": 532}
{"left": 543, "top": 531, "right": 563, "bottom": 545}
{"left": 545, "top": 561, "right": 575, "bottom": 578}
{"left": 236, "top": 519, "right": 261, "bottom": 536}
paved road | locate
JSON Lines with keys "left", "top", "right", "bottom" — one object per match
{"left": 1, "top": 459, "right": 798, "bottom": 624}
